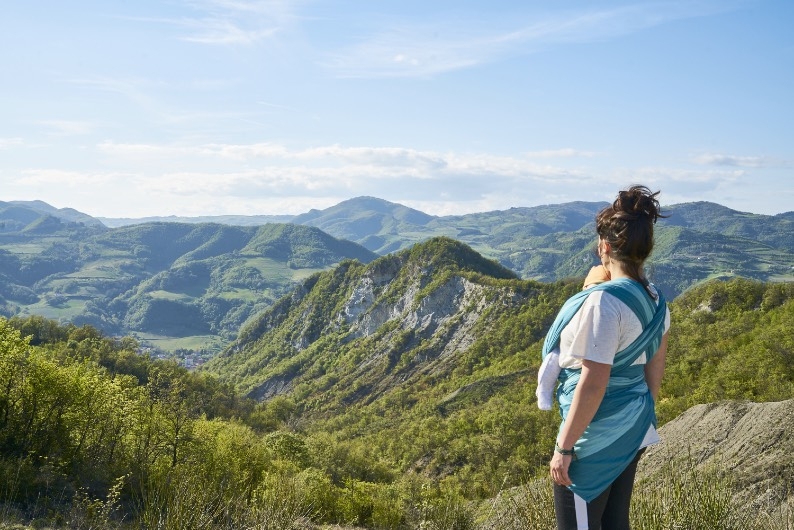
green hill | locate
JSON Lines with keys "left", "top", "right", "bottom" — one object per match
{"left": 2, "top": 200, "right": 105, "bottom": 228}
{"left": 292, "top": 195, "right": 438, "bottom": 254}
{"left": 0, "top": 210, "right": 377, "bottom": 356}
{"left": 201, "top": 239, "right": 794, "bottom": 519}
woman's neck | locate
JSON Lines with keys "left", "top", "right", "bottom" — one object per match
{"left": 605, "top": 260, "right": 633, "bottom": 280}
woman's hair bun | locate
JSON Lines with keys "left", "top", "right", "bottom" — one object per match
{"left": 613, "top": 185, "right": 664, "bottom": 224}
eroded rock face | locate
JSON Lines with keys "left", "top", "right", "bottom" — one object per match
{"left": 232, "top": 236, "right": 532, "bottom": 406}
{"left": 639, "top": 399, "right": 794, "bottom": 514}
{"left": 247, "top": 376, "right": 293, "bottom": 401}
{"left": 343, "top": 272, "right": 486, "bottom": 340}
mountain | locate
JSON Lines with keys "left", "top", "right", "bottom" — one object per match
{"left": 663, "top": 201, "right": 794, "bottom": 253}
{"left": 282, "top": 197, "right": 794, "bottom": 298}
{"left": 3, "top": 197, "right": 794, "bottom": 356}
{"left": 2, "top": 200, "right": 106, "bottom": 228}
{"left": 3, "top": 279, "right": 791, "bottom": 529}
{"left": 291, "top": 195, "right": 437, "bottom": 254}
{"left": 287, "top": 197, "right": 609, "bottom": 259}
{"left": 95, "top": 196, "right": 794, "bottom": 298}
{"left": 0, "top": 213, "right": 377, "bottom": 356}
{"left": 97, "top": 213, "right": 293, "bottom": 228}
{"left": 205, "top": 236, "right": 527, "bottom": 399}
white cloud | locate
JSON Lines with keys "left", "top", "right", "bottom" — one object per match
{"left": 17, "top": 169, "right": 131, "bottom": 186}
{"left": 37, "top": 120, "right": 97, "bottom": 136}
{"left": 179, "top": 18, "right": 279, "bottom": 45}
{"left": 11, "top": 140, "right": 594, "bottom": 216}
{"left": 524, "top": 148, "right": 598, "bottom": 159}
{"left": 324, "top": 1, "right": 738, "bottom": 78}
{"left": 692, "top": 153, "right": 774, "bottom": 168}
{"left": 95, "top": 141, "right": 585, "bottom": 184}
{"left": 9, "top": 139, "right": 785, "bottom": 218}
{"left": 0, "top": 138, "right": 24, "bottom": 149}
{"left": 616, "top": 166, "right": 744, "bottom": 183}
{"left": 171, "top": 0, "right": 296, "bottom": 45}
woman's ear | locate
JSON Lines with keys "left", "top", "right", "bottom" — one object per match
{"left": 597, "top": 239, "right": 610, "bottom": 257}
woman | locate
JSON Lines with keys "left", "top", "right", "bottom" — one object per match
{"left": 538, "top": 185, "right": 670, "bottom": 529}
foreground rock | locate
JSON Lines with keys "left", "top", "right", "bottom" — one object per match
{"left": 639, "top": 399, "right": 794, "bottom": 514}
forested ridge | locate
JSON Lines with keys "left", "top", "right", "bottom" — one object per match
{"left": 0, "top": 235, "right": 792, "bottom": 528}
{"left": 3, "top": 197, "right": 793, "bottom": 365}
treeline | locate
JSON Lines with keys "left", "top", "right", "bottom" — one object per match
{"left": 659, "top": 278, "right": 794, "bottom": 423}
{"left": 0, "top": 316, "right": 483, "bottom": 529}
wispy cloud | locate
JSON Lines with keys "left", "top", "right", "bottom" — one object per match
{"left": 88, "top": 140, "right": 593, "bottom": 214}
{"left": 619, "top": 166, "right": 745, "bottom": 183}
{"left": 178, "top": 18, "right": 279, "bottom": 44}
{"left": 17, "top": 169, "right": 130, "bottom": 187}
{"left": 0, "top": 138, "right": 24, "bottom": 149}
{"left": 692, "top": 153, "right": 776, "bottom": 168}
{"left": 324, "top": 1, "right": 741, "bottom": 78}
{"left": 68, "top": 76, "right": 166, "bottom": 111}
{"left": 173, "top": 0, "right": 297, "bottom": 45}
{"left": 11, "top": 139, "right": 780, "bottom": 217}
{"left": 525, "top": 148, "right": 598, "bottom": 159}
{"left": 37, "top": 120, "right": 97, "bottom": 136}
{"left": 96, "top": 141, "right": 583, "bottom": 181}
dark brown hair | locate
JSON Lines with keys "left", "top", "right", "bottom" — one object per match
{"left": 596, "top": 185, "right": 668, "bottom": 290}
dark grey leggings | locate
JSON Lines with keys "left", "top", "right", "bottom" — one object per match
{"left": 553, "top": 449, "right": 644, "bottom": 530}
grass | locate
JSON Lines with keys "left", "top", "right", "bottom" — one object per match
{"left": 19, "top": 299, "right": 87, "bottom": 321}
{"left": 480, "top": 456, "right": 793, "bottom": 530}
{"left": 239, "top": 256, "right": 326, "bottom": 284}
{"left": 215, "top": 288, "right": 263, "bottom": 302}
{"left": 0, "top": 243, "right": 53, "bottom": 255}
{"left": 0, "top": 461, "right": 791, "bottom": 530}
{"left": 134, "top": 333, "right": 225, "bottom": 355}
{"left": 64, "top": 260, "right": 132, "bottom": 279}
{"left": 148, "top": 290, "right": 196, "bottom": 302}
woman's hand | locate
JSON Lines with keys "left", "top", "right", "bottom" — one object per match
{"left": 550, "top": 451, "right": 573, "bottom": 486}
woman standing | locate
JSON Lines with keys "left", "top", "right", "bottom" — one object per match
{"left": 539, "top": 185, "right": 671, "bottom": 529}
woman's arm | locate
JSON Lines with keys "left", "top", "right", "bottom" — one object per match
{"left": 550, "top": 359, "right": 611, "bottom": 486}
{"left": 644, "top": 332, "right": 668, "bottom": 401}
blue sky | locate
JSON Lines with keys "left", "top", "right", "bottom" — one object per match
{"left": 1, "top": 0, "right": 792, "bottom": 218}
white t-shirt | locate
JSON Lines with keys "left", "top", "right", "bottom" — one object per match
{"left": 554, "top": 283, "right": 671, "bottom": 448}
{"left": 558, "top": 285, "right": 671, "bottom": 369}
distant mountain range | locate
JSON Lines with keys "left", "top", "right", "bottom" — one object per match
{"left": 0, "top": 200, "right": 377, "bottom": 355}
{"left": 49, "top": 196, "right": 794, "bottom": 291}
{"left": 1, "top": 197, "right": 792, "bottom": 355}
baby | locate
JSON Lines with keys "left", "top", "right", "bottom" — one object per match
{"left": 536, "top": 265, "right": 611, "bottom": 410}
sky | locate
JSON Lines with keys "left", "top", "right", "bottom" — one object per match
{"left": 1, "top": 0, "right": 792, "bottom": 219}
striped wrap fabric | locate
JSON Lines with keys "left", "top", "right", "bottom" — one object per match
{"left": 541, "top": 278, "right": 667, "bottom": 502}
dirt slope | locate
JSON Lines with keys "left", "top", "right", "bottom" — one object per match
{"left": 638, "top": 399, "right": 794, "bottom": 514}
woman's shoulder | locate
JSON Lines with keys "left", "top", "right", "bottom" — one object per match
{"left": 598, "top": 282, "right": 671, "bottom": 332}
{"left": 579, "top": 289, "right": 627, "bottom": 318}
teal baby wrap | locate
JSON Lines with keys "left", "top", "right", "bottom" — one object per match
{"left": 542, "top": 278, "right": 667, "bottom": 501}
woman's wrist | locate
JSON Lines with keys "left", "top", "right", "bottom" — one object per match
{"left": 554, "top": 441, "right": 576, "bottom": 456}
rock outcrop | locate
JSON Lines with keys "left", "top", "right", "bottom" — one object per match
{"left": 639, "top": 399, "right": 794, "bottom": 515}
